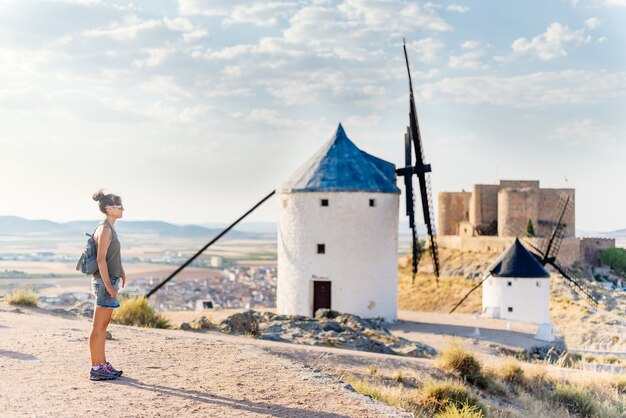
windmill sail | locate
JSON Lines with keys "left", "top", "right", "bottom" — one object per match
{"left": 396, "top": 40, "right": 440, "bottom": 282}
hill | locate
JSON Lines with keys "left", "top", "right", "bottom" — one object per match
{"left": 400, "top": 247, "right": 626, "bottom": 351}
{"left": 0, "top": 216, "right": 256, "bottom": 239}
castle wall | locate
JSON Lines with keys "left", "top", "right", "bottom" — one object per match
{"left": 497, "top": 180, "right": 540, "bottom": 189}
{"left": 438, "top": 192, "right": 471, "bottom": 235}
{"left": 579, "top": 238, "right": 615, "bottom": 266}
{"left": 538, "top": 188, "right": 575, "bottom": 238}
{"left": 438, "top": 235, "right": 587, "bottom": 267}
{"left": 469, "top": 184, "right": 500, "bottom": 234}
{"left": 497, "top": 188, "right": 539, "bottom": 237}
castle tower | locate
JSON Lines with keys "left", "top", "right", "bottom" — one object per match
{"left": 482, "top": 238, "right": 551, "bottom": 324}
{"left": 276, "top": 124, "right": 400, "bottom": 320}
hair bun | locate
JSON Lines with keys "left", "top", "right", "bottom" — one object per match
{"left": 92, "top": 189, "right": 105, "bottom": 202}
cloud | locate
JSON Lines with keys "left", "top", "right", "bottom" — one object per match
{"left": 178, "top": 0, "right": 245, "bottom": 16}
{"left": 461, "top": 40, "right": 480, "bottom": 50}
{"left": 448, "top": 50, "right": 488, "bottom": 70}
{"left": 551, "top": 118, "right": 615, "bottom": 144}
{"left": 245, "top": 108, "right": 308, "bottom": 128}
{"left": 507, "top": 22, "right": 590, "bottom": 60}
{"left": 584, "top": 17, "right": 601, "bottom": 29}
{"left": 446, "top": 4, "right": 469, "bottom": 13}
{"left": 407, "top": 38, "right": 445, "bottom": 63}
{"left": 163, "top": 16, "right": 209, "bottom": 41}
{"left": 420, "top": 70, "right": 626, "bottom": 107}
{"left": 84, "top": 14, "right": 162, "bottom": 41}
{"left": 224, "top": 2, "right": 298, "bottom": 27}
{"left": 132, "top": 48, "right": 172, "bottom": 68}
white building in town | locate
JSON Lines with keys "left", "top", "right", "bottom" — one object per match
{"left": 276, "top": 124, "right": 400, "bottom": 320}
{"left": 482, "top": 238, "right": 551, "bottom": 325}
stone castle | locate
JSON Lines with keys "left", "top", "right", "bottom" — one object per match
{"left": 437, "top": 180, "right": 614, "bottom": 266}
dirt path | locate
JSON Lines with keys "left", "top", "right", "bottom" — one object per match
{"left": 0, "top": 306, "right": 409, "bottom": 418}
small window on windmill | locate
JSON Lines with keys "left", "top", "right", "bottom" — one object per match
{"left": 507, "top": 307, "right": 513, "bottom": 313}
{"left": 507, "top": 281, "right": 512, "bottom": 287}
{"left": 321, "top": 199, "right": 329, "bottom": 207}
{"left": 536, "top": 281, "right": 541, "bottom": 287}
{"left": 369, "top": 199, "right": 376, "bottom": 207}
{"left": 317, "top": 244, "right": 325, "bottom": 254}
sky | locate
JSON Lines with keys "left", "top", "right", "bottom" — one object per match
{"left": 0, "top": 0, "right": 624, "bottom": 231}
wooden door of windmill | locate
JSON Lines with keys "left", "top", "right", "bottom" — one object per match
{"left": 313, "top": 281, "right": 331, "bottom": 316}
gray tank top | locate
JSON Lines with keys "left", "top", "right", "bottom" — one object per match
{"left": 93, "top": 220, "right": 124, "bottom": 279}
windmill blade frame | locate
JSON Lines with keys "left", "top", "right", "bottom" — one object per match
{"left": 548, "top": 259, "right": 599, "bottom": 307}
{"left": 396, "top": 39, "right": 441, "bottom": 281}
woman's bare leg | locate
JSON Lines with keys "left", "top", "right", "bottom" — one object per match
{"left": 89, "top": 306, "right": 113, "bottom": 366}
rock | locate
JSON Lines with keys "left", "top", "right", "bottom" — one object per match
{"left": 190, "top": 316, "right": 214, "bottom": 331}
{"left": 180, "top": 322, "right": 191, "bottom": 330}
{"left": 11, "top": 308, "right": 23, "bottom": 314}
{"left": 219, "top": 310, "right": 260, "bottom": 336}
{"left": 322, "top": 321, "right": 344, "bottom": 333}
{"left": 106, "top": 331, "right": 113, "bottom": 340}
{"left": 314, "top": 309, "right": 340, "bottom": 320}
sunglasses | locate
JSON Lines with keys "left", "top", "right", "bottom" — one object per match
{"left": 106, "top": 205, "right": 124, "bottom": 210}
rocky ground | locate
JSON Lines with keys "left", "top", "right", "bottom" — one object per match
{"left": 203, "top": 309, "right": 437, "bottom": 358}
{"left": 0, "top": 303, "right": 410, "bottom": 418}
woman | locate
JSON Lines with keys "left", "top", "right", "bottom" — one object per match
{"left": 89, "top": 189, "right": 126, "bottom": 381}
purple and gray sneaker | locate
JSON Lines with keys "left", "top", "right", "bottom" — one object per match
{"left": 89, "top": 365, "right": 118, "bottom": 381}
{"left": 104, "top": 362, "right": 123, "bottom": 377}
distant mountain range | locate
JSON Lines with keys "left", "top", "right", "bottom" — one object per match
{"left": 1, "top": 216, "right": 624, "bottom": 241}
{"left": 0, "top": 216, "right": 259, "bottom": 239}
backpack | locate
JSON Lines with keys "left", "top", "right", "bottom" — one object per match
{"left": 75, "top": 224, "right": 103, "bottom": 275}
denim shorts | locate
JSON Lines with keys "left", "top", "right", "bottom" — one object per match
{"left": 91, "top": 277, "right": 121, "bottom": 309}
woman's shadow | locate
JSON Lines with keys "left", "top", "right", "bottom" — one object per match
{"left": 110, "top": 377, "right": 353, "bottom": 418}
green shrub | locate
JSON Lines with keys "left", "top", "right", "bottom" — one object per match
{"left": 438, "top": 342, "right": 486, "bottom": 387}
{"left": 553, "top": 383, "right": 599, "bottom": 417}
{"left": 4, "top": 288, "right": 38, "bottom": 307}
{"left": 498, "top": 361, "right": 525, "bottom": 386}
{"left": 112, "top": 297, "right": 170, "bottom": 328}
{"left": 434, "top": 402, "right": 486, "bottom": 418}
{"left": 420, "top": 380, "right": 486, "bottom": 417}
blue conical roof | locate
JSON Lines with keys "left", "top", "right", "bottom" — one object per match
{"left": 281, "top": 124, "right": 400, "bottom": 193}
{"left": 487, "top": 238, "right": 550, "bottom": 278}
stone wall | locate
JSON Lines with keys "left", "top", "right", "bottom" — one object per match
{"left": 538, "top": 188, "right": 575, "bottom": 238}
{"left": 469, "top": 184, "right": 500, "bottom": 234}
{"left": 580, "top": 238, "right": 615, "bottom": 266}
{"left": 438, "top": 192, "right": 471, "bottom": 235}
{"left": 439, "top": 180, "right": 576, "bottom": 239}
{"left": 497, "top": 188, "right": 539, "bottom": 237}
{"left": 437, "top": 235, "right": 613, "bottom": 267}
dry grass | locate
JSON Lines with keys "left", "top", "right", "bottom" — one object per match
{"left": 397, "top": 248, "right": 497, "bottom": 314}
{"left": 437, "top": 341, "right": 488, "bottom": 388}
{"left": 420, "top": 380, "right": 486, "bottom": 417}
{"left": 497, "top": 360, "right": 525, "bottom": 386}
{"left": 434, "top": 403, "right": 486, "bottom": 418}
{"left": 345, "top": 378, "right": 410, "bottom": 411}
{"left": 3, "top": 288, "right": 38, "bottom": 307}
{"left": 112, "top": 296, "right": 170, "bottom": 328}
{"left": 553, "top": 383, "right": 599, "bottom": 417}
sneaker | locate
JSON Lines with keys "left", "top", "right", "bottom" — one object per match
{"left": 90, "top": 365, "right": 118, "bottom": 381}
{"left": 104, "top": 362, "right": 123, "bottom": 377}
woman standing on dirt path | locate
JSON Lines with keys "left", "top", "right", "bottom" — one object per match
{"left": 88, "top": 189, "right": 126, "bottom": 381}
